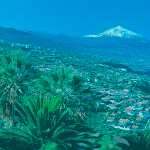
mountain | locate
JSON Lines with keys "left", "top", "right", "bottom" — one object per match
{"left": 84, "top": 26, "right": 143, "bottom": 39}
{"left": 0, "top": 25, "right": 149, "bottom": 75}
{"left": 0, "top": 25, "right": 148, "bottom": 50}
{"left": 33, "top": 26, "right": 150, "bottom": 74}
{"left": 33, "top": 26, "right": 149, "bottom": 51}
{"left": 0, "top": 26, "right": 61, "bottom": 49}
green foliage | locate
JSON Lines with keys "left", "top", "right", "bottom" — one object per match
{"left": 35, "top": 65, "right": 90, "bottom": 98}
{"left": 98, "top": 135, "right": 123, "bottom": 150}
{"left": 0, "top": 95, "right": 98, "bottom": 150}
{"left": 123, "top": 130, "right": 150, "bottom": 150}
{"left": 39, "top": 141, "right": 58, "bottom": 150}
{"left": 0, "top": 49, "right": 34, "bottom": 117}
{"left": 1, "top": 46, "right": 150, "bottom": 150}
{"left": 34, "top": 66, "right": 91, "bottom": 122}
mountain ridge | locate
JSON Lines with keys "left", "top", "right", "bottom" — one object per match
{"left": 84, "top": 26, "right": 144, "bottom": 39}
{"left": 0, "top": 25, "right": 149, "bottom": 75}
{"left": 0, "top": 25, "right": 61, "bottom": 49}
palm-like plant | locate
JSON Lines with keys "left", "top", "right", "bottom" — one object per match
{"left": 34, "top": 66, "right": 91, "bottom": 122}
{"left": 35, "top": 65, "right": 90, "bottom": 97}
{"left": 0, "top": 95, "right": 98, "bottom": 150}
{"left": 0, "top": 49, "right": 33, "bottom": 117}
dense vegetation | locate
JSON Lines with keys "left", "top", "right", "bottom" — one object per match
{"left": 0, "top": 48, "right": 149, "bottom": 150}
{"left": 0, "top": 49, "right": 98, "bottom": 150}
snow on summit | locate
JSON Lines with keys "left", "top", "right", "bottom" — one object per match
{"left": 84, "top": 26, "right": 143, "bottom": 38}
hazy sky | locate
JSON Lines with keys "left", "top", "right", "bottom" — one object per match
{"left": 0, "top": 0, "right": 149, "bottom": 39}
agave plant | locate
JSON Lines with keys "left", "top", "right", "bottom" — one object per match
{"left": 0, "top": 95, "right": 98, "bottom": 150}
{"left": 0, "top": 49, "right": 34, "bottom": 118}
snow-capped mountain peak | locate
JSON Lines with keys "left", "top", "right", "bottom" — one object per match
{"left": 84, "top": 26, "right": 143, "bottom": 38}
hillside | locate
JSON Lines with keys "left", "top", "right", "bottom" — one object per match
{"left": 0, "top": 40, "right": 150, "bottom": 132}
{"left": 0, "top": 26, "right": 60, "bottom": 49}
{"left": 0, "top": 25, "right": 150, "bottom": 75}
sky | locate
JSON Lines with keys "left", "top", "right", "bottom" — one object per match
{"left": 0, "top": 0, "right": 150, "bottom": 39}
